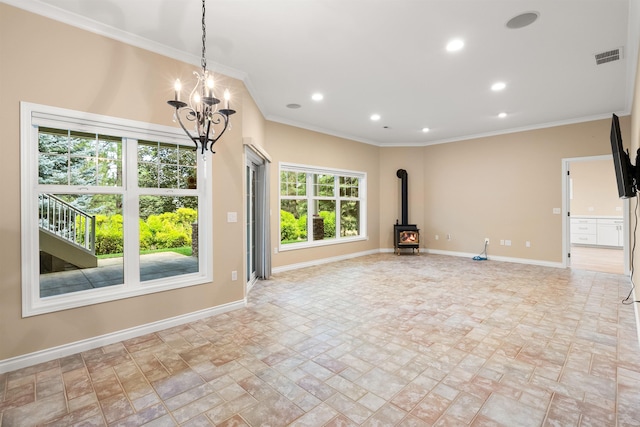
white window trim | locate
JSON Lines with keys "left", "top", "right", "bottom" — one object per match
{"left": 278, "top": 162, "right": 367, "bottom": 252}
{"left": 20, "top": 102, "right": 213, "bottom": 317}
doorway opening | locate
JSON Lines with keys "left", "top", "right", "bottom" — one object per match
{"left": 563, "top": 155, "right": 628, "bottom": 274}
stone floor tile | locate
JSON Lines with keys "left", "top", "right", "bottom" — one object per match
{"left": 480, "top": 392, "right": 546, "bottom": 427}
{"left": 2, "top": 254, "right": 640, "bottom": 425}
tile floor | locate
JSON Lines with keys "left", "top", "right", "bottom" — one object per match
{"left": 2, "top": 253, "right": 640, "bottom": 426}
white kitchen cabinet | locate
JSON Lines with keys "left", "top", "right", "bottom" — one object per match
{"left": 570, "top": 218, "right": 597, "bottom": 245}
{"left": 596, "top": 218, "right": 624, "bottom": 247}
{"left": 570, "top": 217, "right": 623, "bottom": 247}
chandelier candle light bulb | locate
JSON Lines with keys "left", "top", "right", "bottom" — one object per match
{"left": 166, "top": 0, "right": 236, "bottom": 155}
{"left": 174, "top": 79, "right": 181, "bottom": 101}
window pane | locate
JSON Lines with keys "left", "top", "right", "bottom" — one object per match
{"left": 39, "top": 128, "right": 68, "bottom": 154}
{"left": 341, "top": 201, "right": 360, "bottom": 237}
{"left": 315, "top": 200, "right": 336, "bottom": 240}
{"left": 158, "top": 144, "right": 178, "bottom": 164}
{"left": 97, "top": 136, "right": 122, "bottom": 186}
{"left": 280, "top": 199, "right": 308, "bottom": 243}
{"left": 139, "top": 141, "right": 194, "bottom": 189}
{"left": 179, "top": 166, "right": 197, "bottom": 189}
{"left": 69, "top": 131, "right": 96, "bottom": 156}
{"left": 39, "top": 128, "right": 69, "bottom": 185}
{"left": 39, "top": 193, "right": 124, "bottom": 297}
{"left": 70, "top": 156, "right": 97, "bottom": 185}
{"left": 138, "top": 141, "right": 158, "bottom": 162}
{"left": 139, "top": 196, "right": 199, "bottom": 282}
{"left": 340, "top": 176, "right": 359, "bottom": 198}
{"left": 314, "top": 174, "right": 335, "bottom": 197}
{"left": 138, "top": 162, "right": 158, "bottom": 188}
{"left": 179, "top": 146, "right": 197, "bottom": 165}
{"left": 280, "top": 171, "right": 306, "bottom": 196}
{"left": 159, "top": 164, "right": 178, "bottom": 188}
{"left": 39, "top": 154, "right": 68, "bottom": 185}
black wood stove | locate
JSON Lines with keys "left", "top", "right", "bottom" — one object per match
{"left": 394, "top": 169, "right": 420, "bottom": 255}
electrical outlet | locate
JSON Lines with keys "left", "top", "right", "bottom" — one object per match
{"left": 435, "top": 234, "right": 439, "bottom": 240}
{"left": 526, "top": 241, "right": 531, "bottom": 247}
{"left": 505, "top": 240, "right": 512, "bottom": 246}
{"left": 485, "top": 238, "right": 490, "bottom": 245}
{"left": 447, "top": 233, "right": 451, "bottom": 240}
{"left": 231, "top": 271, "right": 237, "bottom": 281}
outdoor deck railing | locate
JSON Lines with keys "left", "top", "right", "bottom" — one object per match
{"left": 38, "top": 194, "right": 96, "bottom": 254}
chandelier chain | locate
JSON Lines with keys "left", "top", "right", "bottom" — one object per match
{"left": 201, "top": 0, "right": 207, "bottom": 70}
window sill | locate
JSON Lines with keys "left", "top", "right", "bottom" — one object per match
{"left": 279, "top": 235, "right": 368, "bottom": 252}
{"left": 24, "top": 273, "right": 212, "bottom": 317}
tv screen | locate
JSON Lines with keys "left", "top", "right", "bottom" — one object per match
{"left": 610, "top": 113, "right": 636, "bottom": 198}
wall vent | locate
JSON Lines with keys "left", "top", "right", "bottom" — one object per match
{"left": 595, "top": 47, "right": 623, "bottom": 65}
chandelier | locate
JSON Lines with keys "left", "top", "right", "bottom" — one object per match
{"left": 167, "top": 0, "right": 235, "bottom": 155}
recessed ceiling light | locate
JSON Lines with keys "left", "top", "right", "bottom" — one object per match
{"left": 446, "top": 39, "right": 464, "bottom": 52}
{"left": 506, "top": 12, "right": 539, "bottom": 29}
{"left": 370, "top": 114, "right": 381, "bottom": 121}
{"left": 422, "top": 127, "right": 430, "bottom": 133}
{"left": 491, "top": 82, "right": 506, "bottom": 91}
{"left": 286, "top": 103, "right": 302, "bottom": 109}
{"left": 311, "top": 93, "right": 323, "bottom": 101}
{"left": 498, "top": 112, "right": 507, "bottom": 118}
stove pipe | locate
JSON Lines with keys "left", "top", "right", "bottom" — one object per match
{"left": 396, "top": 169, "right": 408, "bottom": 225}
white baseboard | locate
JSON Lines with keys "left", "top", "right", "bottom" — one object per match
{"left": 274, "top": 247, "right": 564, "bottom": 274}
{"left": 0, "top": 300, "right": 245, "bottom": 374}
{"left": 424, "top": 248, "right": 564, "bottom": 268}
{"left": 272, "top": 249, "right": 380, "bottom": 274}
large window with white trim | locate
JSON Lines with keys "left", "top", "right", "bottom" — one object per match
{"left": 279, "top": 163, "right": 366, "bottom": 249}
{"left": 21, "top": 103, "right": 212, "bottom": 316}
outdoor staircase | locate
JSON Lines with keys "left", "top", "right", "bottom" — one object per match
{"left": 39, "top": 194, "right": 98, "bottom": 273}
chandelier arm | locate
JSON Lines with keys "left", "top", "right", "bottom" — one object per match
{"left": 204, "top": 118, "right": 213, "bottom": 150}
{"left": 173, "top": 107, "right": 201, "bottom": 150}
{"left": 207, "top": 112, "right": 231, "bottom": 150}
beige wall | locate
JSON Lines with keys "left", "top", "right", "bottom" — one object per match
{"left": 378, "top": 147, "right": 426, "bottom": 249}
{"left": 419, "top": 119, "right": 622, "bottom": 262}
{"left": 570, "top": 159, "right": 622, "bottom": 217}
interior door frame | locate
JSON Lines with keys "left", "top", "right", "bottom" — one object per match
{"left": 244, "top": 142, "right": 271, "bottom": 296}
{"left": 562, "top": 155, "right": 630, "bottom": 274}
{"left": 246, "top": 159, "right": 258, "bottom": 289}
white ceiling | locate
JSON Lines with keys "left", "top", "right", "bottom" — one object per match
{"left": 7, "top": 0, "right": 639, "bottom": 146}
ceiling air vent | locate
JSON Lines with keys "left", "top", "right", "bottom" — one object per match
{"left": 595, "top": 47, "right": 623, "bottom": 65}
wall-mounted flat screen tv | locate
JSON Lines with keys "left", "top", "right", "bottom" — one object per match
{"left": 610, "top": 113, "right": 636, "bottom": 199}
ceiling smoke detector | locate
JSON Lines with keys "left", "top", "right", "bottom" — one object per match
{"left": 595, "top": 48, "right": 623, "bottom": 65}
